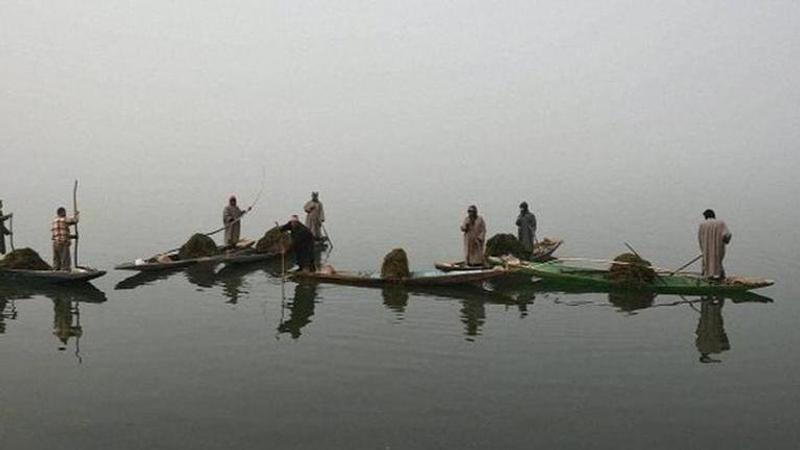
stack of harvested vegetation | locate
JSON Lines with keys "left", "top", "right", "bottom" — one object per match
{"left": 608, "top": 253, "right": 656, "bottom": 287}
{"left": 255, "top": 226, "right": 292, "bottom": 254}
{"left": 177, "top": 234, "right": 219, "bottom": 260}
{"left": 485, "top": 233, "right": 528, "bottom": 259}
{"left": 381, "top": 248, "right": 410, "bottom": 279}
{"left": 0, "top": 248, "right": 52, "bottom": 270}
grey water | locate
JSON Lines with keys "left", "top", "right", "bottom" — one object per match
{"left": 2, "top": 1, "right": 800, "bottom": 449}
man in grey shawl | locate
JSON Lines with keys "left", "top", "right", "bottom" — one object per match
{"left": 461, "top": 205, "right": 486, "bottom": 266}
{"left": 0, "top": 200, "right": 12, "bottom": 255}
{"left": 698, "top": 209, "right": 732, "bottom": 280}
{"left": 303, "top": 192, "right": 325, "bottom": 240}
{"left": 223, "top": 196, "right": 251, "bottom": 248}
{"left": 515, "top": 201, "right": 537, "bottom": 254}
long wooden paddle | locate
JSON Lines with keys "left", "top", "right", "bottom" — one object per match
{"left": 73, "top": 180, "right": 79, "bottom": 268}
{"left": 9, "top": 211, "right": 14, "bottom": 252}
{"left": 668, "top": 254, "right": 703, "bottom": 276}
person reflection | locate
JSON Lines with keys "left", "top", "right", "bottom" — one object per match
{"left": 382, "top": 287, "right": 409, "bottom": 318}
{"left": 52, "top": 298, "right": 82, "bottom": 352}
{"left": 695, "top": 296, "right": 730, "bottom": 363}
{"left": 460, "top": 298, "right": 486, "bottom": 341}
{"left": 510, "top": 290, "right": 535, "bottom": 318}
{"left": 1, "top": 297, "right": 16, "bottom": 334}
{"left": 219, "top": 273, "right": 247, "bottom": 304}
{"left": 278, "top": 282, "right": 318, "bottom": 339}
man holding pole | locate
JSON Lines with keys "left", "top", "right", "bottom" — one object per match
{"left": 223, "top": 195, "right": 251, "bottom": 248}
{"left": 0, "top": 200, "right": 12, "bottom": 255}
{"left": 51, "top": 206, "right": 79, "bottom": 271}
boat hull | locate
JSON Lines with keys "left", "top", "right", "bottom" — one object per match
{"left": 291, "top": 268, "right": 507, "bottom": 288}
{"left": 0, "top": 268, "right": 106, "bottom": 285}
{"left": 515, "top": 261, "right": 774, "bottom": 294}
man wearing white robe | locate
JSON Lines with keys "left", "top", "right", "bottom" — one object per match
{"left": 223, "top": 196, "right": 250, "bottom": 247}
{"left": 698, "top": 209, "right": 732, "bottom": 280}
{"left": 461, "top": 205, "right": 486, "bottom": 266}
{"left": 303, "top": 192, "right": 325, "bottom": 240}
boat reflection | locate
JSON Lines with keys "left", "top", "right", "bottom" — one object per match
{"left": 277, "top": 281, "right": 319, "bottom": 339}
{"left": 115, "top": 268, "right": 186, "bottom": 290}
{"left": 503, "top": 283, "right": 772, "bottom": 363}
{"left": 379, "top": 284, "right": 530, "bottom": 339}
{"left": 0, "top": 284, "right": 106, "bottom": 361}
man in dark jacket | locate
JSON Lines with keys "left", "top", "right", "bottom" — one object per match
{"left": 280, "top": 215, "right": 316, "bottom": 272}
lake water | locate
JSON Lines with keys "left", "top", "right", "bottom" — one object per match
{"left": 2, "top": 2, "right": 800, "bottom": 449}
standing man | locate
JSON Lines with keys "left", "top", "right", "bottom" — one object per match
{"left": 280, "top": 215, "right": 316, "bottom": 272}
{"left": 51, "top": 207, "right": 79, "bottom": 271}
{"left": 304, "top": 192, "right": 325, "bottom": 240}
{"left": 461, "top": 205, "right": 487, "bottom": 266}
{"left": 516, "top": 201, "right": 537, "bottom": 254}
{"left": 223, "top": 195, "right": 251, "bottom": 248}
{"left": 698, "top": 209, "right": 732, "bottom": 280}
{"left": 0, "top": 200, "right": 12, "bottom": 255}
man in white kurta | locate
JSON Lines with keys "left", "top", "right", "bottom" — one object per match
{"left": 461, "top": 205, "right": 486, "bottom": 266}
{"left": 223, "top": 196, "right": 250, "bottom": 247}
{"left": 698, "top": 209, "right": 732, "bottom": 280}
{"left": 303, "top": 192, "right": 325, "bottom": 240}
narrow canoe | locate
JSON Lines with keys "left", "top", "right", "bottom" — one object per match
{"left": 115, "top": 254, "right": 225, "bottom": 272}
{"left": 435, "top": 238, "right": 563, "bottom": 272}
{"left": 0, "top": 267, "right": 106, "bottom": 285}
{"left": 512, "top": 260, "right": 774, "bottom": 294}
{"left": 291, "top": 267, "right": 507, "bottom": 288}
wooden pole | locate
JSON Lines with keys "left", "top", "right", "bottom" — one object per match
{"left": 668, "top": 254, "right": 703, "bottom": 276}
{"left": 73, "top": 180, "right": 79, "bottom": 268}
{"left": 9, "top": 213, "right": 14, "bottom": 252}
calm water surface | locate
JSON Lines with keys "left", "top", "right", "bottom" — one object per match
{"left": 2, "top": 1, "right": 800, "bottom": 449}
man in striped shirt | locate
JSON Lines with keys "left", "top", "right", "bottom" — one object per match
{"left": 51, "top": 207, "right": 79, "bottom": 271}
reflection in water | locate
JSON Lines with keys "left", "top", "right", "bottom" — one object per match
{"left": 115, "top": 269, "right": 184, "bottom": 290}
{"left": 278, "top": 282, "right": 318, "bottom": 339}
{"left": 53, "top": 299, "right": 82, "bottom": 352}
{"left": 185, "top": 264, "right": 217, "bottom": 289}
{"left": 382, "top": 287, "right": 409, "bottom": 318}
{"left": 0, "top": 297, "right": 18, "bottom": 334}
{"left": 607, "top": 290, "right": 657, "bottom": 314}
{"left": 460, "top": 298, "right": 486, "bottom": 341}
{"left": 0, "top": 284, "right": 106, "bottom": 361}
{"left": 695, "top": 297, "right": 730, "bottom": 363}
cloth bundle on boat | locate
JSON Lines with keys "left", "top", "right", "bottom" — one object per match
{"left": 255, "top": 226, "right": 292, "bottom": 254}
{"left": 380, "top": 248, "right": 410, "bottom": 279}
{"left": 608, "top": 253, "right": 656, "bottom": 287}
{"left": 485, "top": 233, "right": 529, "bottom": 259}
{"left": 0, "top": 248, "right": 52, "bottom": 270}
{"left": 178, "top": 234, "right": 220, "bottom": 260}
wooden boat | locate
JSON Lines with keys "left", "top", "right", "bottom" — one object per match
{"left": 115, "top": 240, "right": 256, "bottom": 272}
{"left": 115, "top": 253, "right": 225, "bottom": 272}
{"left": 435, "top": 237, "right": 563, "bottom": 272}
{"left": 291, "top": 266, "right": 507, "bottom": 288}
{"left": 0, "top": 267, "right": 106, "bottom": 285}
{"left": 511, "top": 260, "right": 774, "bottom": 294}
